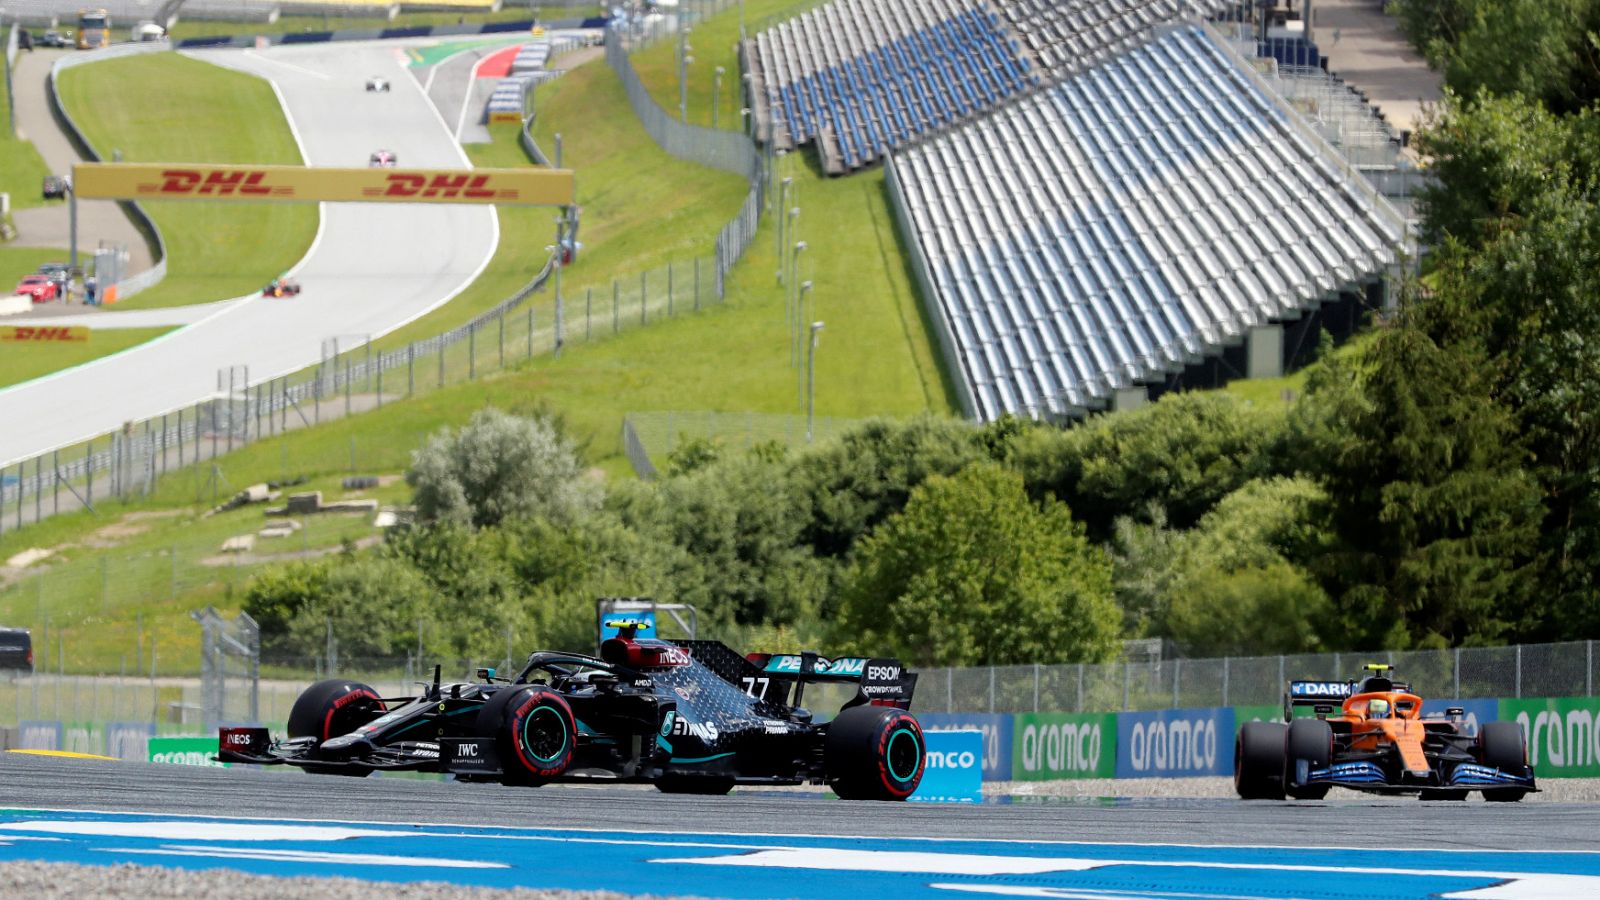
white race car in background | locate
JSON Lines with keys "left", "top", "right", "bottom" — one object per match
{"left": 366, "top": 76, "right": 390, "bottom": 92}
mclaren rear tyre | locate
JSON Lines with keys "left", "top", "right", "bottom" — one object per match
{"left": 1234, "top": 721, "right": 1287, "bottom": 800}
{"left": 1284, "top": 718, "right": 1332, "bottom": 800}
{"left": 656, "top": 775, "right": 736, "bottom": 796}
{"left": 286, "top": 679, "right": 386, "bottom": 743}
{"left": 481, "top": 686, "right": 576, "bottom": 786}
{"left": 825, "top": 705, "right": 925, "bottom": 801}
{"left": 1479, "top": 720, "right": 1531, "bottom": 802}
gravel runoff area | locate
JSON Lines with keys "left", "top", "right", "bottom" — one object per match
{"left": 0, "top": 862, "right": 689, "bottom": 900}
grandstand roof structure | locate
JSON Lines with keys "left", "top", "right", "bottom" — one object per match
{"left": 887, "top": 24, "right": 1408, "bottom": 421}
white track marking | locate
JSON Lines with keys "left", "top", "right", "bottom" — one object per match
{"left": 241, "top": 49, "right": 330, "bottom": 80}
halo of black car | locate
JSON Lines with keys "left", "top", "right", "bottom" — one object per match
{"left": 221, "top": 632, "right": 927, "bottom": 800}
{"left": 1234, "top": 663, "right": 1536, "bottom": 801}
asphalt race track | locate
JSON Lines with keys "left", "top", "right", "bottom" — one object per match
{"left": 1, "top": 753, "right": 1598, "bottom": 897}
{"left": 0, "top": 42, "right": 498, "bottom": 466}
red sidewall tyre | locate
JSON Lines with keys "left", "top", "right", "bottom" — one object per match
{"left": 286, "top": 679, "right": 386, "bottom": 742}
{"left": 825, "top": 706, "right": 925, "bottom": 801}
{"left": 498, "top": 687, "right": 576, "bottom": 784}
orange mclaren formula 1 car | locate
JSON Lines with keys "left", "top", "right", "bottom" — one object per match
{"left": 1234, "top": 664, "right": 1536, "bottom": 801}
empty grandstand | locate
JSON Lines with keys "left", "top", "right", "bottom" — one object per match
{"left": 745, "top": 0, "right": 1231, "bottom": 172}
{"left": 887, "top": 24, "right": 1408, "bottom": 421}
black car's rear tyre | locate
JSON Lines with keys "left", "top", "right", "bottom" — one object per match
{"left": 286, "top": 679, "right": 386, "bottom": 742}
{"left": 1234, "top": 721, "right": 1287, "bottom": 800}
{"left": 1284, "top": 718, "right": 1332, "bottom": 800}
{"left": 488, "top": 686, "right": 576, "bottom": 786}
{"left": 825, "top": 706, "right": 924, "bottom": 801}
{"left": 656, "top": 775, "right": 736, "bottom": 796}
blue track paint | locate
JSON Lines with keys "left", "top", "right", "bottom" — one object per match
{"left": 0, "top": 808, "right": 1597, "bottom": 898}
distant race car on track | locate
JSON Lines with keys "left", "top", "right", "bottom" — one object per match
{"left": 366, "top": 76, "right": 389, "bottom": 92}
{"left": 1235, "top": 663, "right": 1536, "bottom": 801}
{"left": 369, "top": 150, "right": 397, "bottom": 167}
{"left": 262, "top": 277, "right": 300, "bottom": 298}
{"left": 15, "top": 275, "right": 58, "bottom": 303}
{"left": 220, "top": 627, "right": 927, "bottom": 800}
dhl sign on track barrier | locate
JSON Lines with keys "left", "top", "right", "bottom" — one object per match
{"left": 1, "top": 325, "right": 90, "bottom": 343}
{"left": 72, "top": 163, "right": 575, "bottom": 207}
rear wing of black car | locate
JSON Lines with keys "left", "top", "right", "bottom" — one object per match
{"left": 675, "top": 641, "right": 918, "bottom": 711}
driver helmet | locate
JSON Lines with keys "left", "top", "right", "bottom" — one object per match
{"left": 1367, "top": 698, "right": 1391, "bottom": 719}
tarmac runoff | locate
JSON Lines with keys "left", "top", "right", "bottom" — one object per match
{"left": 0, "top": 753, "right": 1597, "bottom": 897}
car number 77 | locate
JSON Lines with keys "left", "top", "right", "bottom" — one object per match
{"left": 740, "top": 676, "right": 770, "bottom": 699}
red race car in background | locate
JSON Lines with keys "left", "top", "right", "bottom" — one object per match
{"left": 15, "top": 275, "right": 58, "bottom": 303}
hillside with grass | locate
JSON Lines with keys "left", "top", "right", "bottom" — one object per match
{"left": 56, "top": 53, "right": 317, "bottom": 310}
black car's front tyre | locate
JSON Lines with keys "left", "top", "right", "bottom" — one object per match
{"left": 1234, "top": 721, "right": 1287, "bottom": 800}
{"left": 825, "top": 706, "right": 924, "bottom": 801}
{"left": 286, "top": 679, "right": 386, "bottom": 743}
{"left": 484, "top": 686, "right": 576, "bottom": 786}
{"left": 1479, "top": 720, "right": 1531, "bottom": 802}
{"left": 1284, "top": 718, "right": 1333, "bottom": 800}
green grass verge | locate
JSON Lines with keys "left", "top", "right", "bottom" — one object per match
{"left": 0, "top": 325, "right": 174, "bottom": 390}
{"left": 632, "top": 0, "right": 826, "bottom": 132}
{"left": 0, "top": 42, "right": 56, "bottom": 213}
{"left": 56, "top": 53, "right": 316, "bottom": 311}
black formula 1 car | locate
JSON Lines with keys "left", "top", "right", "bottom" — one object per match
{"left": 1235, "top": 664, "right": 1537, "bottom": 801}
{"left": 220, "top": 632, "right": 927, "bottom": 800}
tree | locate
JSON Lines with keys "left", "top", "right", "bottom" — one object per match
{"left": 1392, "top": 0, "right": 1600, "bottom": 113}
{"left": 1137, "top": 478, "right": 1334, "bottom": 656}
{"left": 1295, "top": 326, "right": 1542, "bottom": 648}
{"left": 407, "top": 407, "right": 598, "bottom": 528}
{"left": 789, "top": 416, "right": 984, "bottom": 558}
{"left": 1010, "top": 392, "right": 1286, "bottom": 543}
{"left": 839, "top": 462, "right": 1120, "bottom": 666}
{"left": 243, "top": 557, "right": 434, "bottom": 660}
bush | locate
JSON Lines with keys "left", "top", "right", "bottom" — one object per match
{"left": 407, "top": 407, "right": 598, "bottom": 528}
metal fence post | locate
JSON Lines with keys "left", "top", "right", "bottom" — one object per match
{"left": 52, "top": 450, "right": 59, "bottom": 516}
{"left": 407, "top": 344, "right": 415, "bottom": 396}
{"left": 988, "top": 667, "right": 995, "bottom": 713}
{"left": 376, "top": 358, "right": 384, "bottom": 409}
{"left": 87, "top": 439, "right": 94, "bottom": 508}
{"left": 469, "top": 327, "right": 477, "bottom": 380}
{"left": 1076, "top": 663, "right": 1084, "bottom": 713}
{"left": 1588, "top": 640, "right": 1594, "bottom": 697}
{"left": 1172, "top": 658, "right": 1181, "bottom": 708}
{"left": 344, "top": 356, "right": 353, "bottom": 416}
{"left": 438, "top": 339, "right": 445, "bottom": 388}
{"left": 1122, "top": 661, "right": 1130, "bottom": 712}
{"left": 1222, "top": 657, "right": 1229, "bottom": 707}
{"left": 1032, "top": 663, "right": 1040, "bottom": 712}
{"left": 1516, "top": 645, "right": 1522, "bottom": 698}
{"left": 1454, "top": 647, "right": 1461, "bottom": 699}
{"left": 613, "top": 279, "right": 620, "bottom": 334}
{"left": 946, "top": 669, "right": 953, "bottom": 713}
{"left": 498, "top": 309, "right": 506, "bottom": 369}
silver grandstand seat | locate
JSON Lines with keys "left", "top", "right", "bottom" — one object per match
{"left": 888, "top": 24, "right": 1408, "bottom": 422}
{"left": 745, "top": 0, "right": 1231, "bottom": 172}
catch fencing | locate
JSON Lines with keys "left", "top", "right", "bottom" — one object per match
{"left": 914, "top": 641, "right": 1600, "bottom": 715}
{"left": 4, "top": 25, "right": 17, "bottom": 138}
